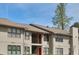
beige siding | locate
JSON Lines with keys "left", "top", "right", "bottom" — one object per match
{"left": 1, "top": 26, "right": 78, "bottom": 55}
{"left": 42, "top": 35, "right": 49, "bottom": 55}
{"left": 72, "top": 27, "right": 78, "bottom": 55}
{"left": 52, "top": 35, "right": 70, "bottom": 55}
{"left": 0, "top": 27, "right": 32, "bottom": 55}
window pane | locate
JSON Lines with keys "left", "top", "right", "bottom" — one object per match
{"left": 25, "top": 32, "right": 29, "bottom": 36}
{"left": 24, "top": 46, "right": 30, "bottom": 55}
{"left": 12, "top": 28, "right": 16, "bottom": 33}
{"left": 26, "top": 47, "right": 30, "bottom": 54}
{"left": 17, "top": 46, "right": 21, "bottom": 54}
{"left": 27, "top": 47, "right": 29, "bottom": 49}
{"left": 12, "top": 51, "right": 16, "bottom": 55}
{"left": 8, "top": 45, "right": 12, "bottom": 50}
{"left": 17, "top": 46, "right": 21, "bottom": 51}
{"left": 8, "top": 28, "right": 22, "bottom": 38}
{"left": 8, "top": 51, "right": 11, "bottom": 54}
{"left": 12, "top": 46, "right": 16, "bottom": 50}
{"left": 17, "top": 29, "right": 21, "bottom": 34}
{"left": 17, "top": 51, "right": 21, "bottom": 55}
{"left": 56, "top": 37, "right": 63, "bottom": 42}
{"left": 56, "top": 48, "right": 63, "bottom": 55}
{"left": 24, "top": 47, "right": 29, "bottom": 54}
{"left": 8, "top": 45, "right": 21, "bottom": 55}
{"left": 25, "top": 32, "right": 30, "bottom": 40}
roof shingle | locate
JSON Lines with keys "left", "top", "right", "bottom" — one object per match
{"left": 30, "top": 24, "right": 71, "bottom": 36}
{"left": 0, "top": 18, "right": 49, "bottom": 33}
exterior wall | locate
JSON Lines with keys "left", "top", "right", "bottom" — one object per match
{"left": 42, "top": 34, "right": 49, "bottom": 55}
{"left": 24, "top": 32, "right": 32, "bottom": 54}
{"left": 0, "top": 26, "right": 9, "bottom": 54}
{"left": 0, "top": 26, "right": 32, "bottom": 55}
{"left": 71, "top": 27, "right": 78, "bottom": 55}
{"left": 52, "top": 35, "right": 70, "bottom": 55}
{"left": 0, "top": 26, "right": 70, "bottom": 55}
{"left": 49, "top": 35, "right": 53, "bottom": 55}
{"left": 0, "top": 26, "right": 46, "bottom": 55}
{"left": 0, "top": 26, "right": 79, "bottom": 55}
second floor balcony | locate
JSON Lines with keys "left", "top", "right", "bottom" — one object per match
{"left": 32, "top": 33, "right": 42, "bottom": 44}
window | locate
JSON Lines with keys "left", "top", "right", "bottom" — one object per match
{"left": 56, "top": 48, "right": 63, "bottom": 55}
{"left": 8, "top": 45, "right": 21, "bottom": 55}
{"left": 17, "top": 29, "right": 21, "bottom": 34}
{"left": 44, "top": 47, "right": 49, "bottom": 55}
{"left": 12, "top": 28, "right": 16, "bottom": 33}
{"left": 8, "top": 28, "right": 21, "bottom": 38}
{"left": 56, "top": 37, "right": 63, "bottom": 42}
{"left": 25, "top": 32, "right": 30, "bottom": 40}
{"left": 24, "top": 46, "right": 30, "bottom": 55}
{"left": 16, "top": 29, "right": 21, "bottom": 38}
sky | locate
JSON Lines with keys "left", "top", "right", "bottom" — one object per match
{"left": 0, "top": 3, "right": 79, "bottom": 27}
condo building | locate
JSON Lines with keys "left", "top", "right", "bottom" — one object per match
{"left": 0, "top": 18, "right": 79, "bottom": 55}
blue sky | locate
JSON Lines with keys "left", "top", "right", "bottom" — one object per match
{"left": 0, "top": 3, "right": 79, "bottom": 27}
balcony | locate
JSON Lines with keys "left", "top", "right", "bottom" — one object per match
{"left": 32, "top": 33, "right": 42, "bottom": 44}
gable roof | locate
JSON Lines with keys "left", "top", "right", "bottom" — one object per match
{"left": 17, "top": 23, "right": 49, "bottom": 33}
{"left": 30, "top": 24, "right": 71, "bottom": 36}
{"left": 0, "top": 18, "right": 24, "bottom": 28}
{"left": 0, "top": 18, "right": 49, "bottom": 33}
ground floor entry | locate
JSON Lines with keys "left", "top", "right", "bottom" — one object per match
{"left": 32, "top": 46, "right": 42, "bottom": 55}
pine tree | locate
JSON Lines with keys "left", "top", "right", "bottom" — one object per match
{"left": 52, "top": 3, "right": 72, "bottom": 30}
